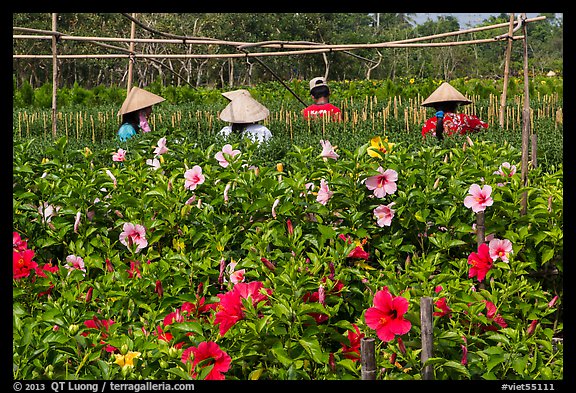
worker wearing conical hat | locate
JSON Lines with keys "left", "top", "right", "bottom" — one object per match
{"left": 421, "top": 82, "right": 488, "bottom": 141}
{"left": 218, "top": 90, "right": 272, "bottom": 144}
{"left": 117, "top": 87, "right": 165, "bottom": 142}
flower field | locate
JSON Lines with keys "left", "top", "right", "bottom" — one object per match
{"left": 13, "top": 125, "right": 563, "bottom": 380}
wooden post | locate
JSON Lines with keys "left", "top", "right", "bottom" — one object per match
{"left": 51, "top": 13, "right": 58, "bottom": 138}
{"left": 360, "top": 337, "right": 376, "bottom": 380}
{"left": 127, "top": 13, "right": 137, "bottom": 94}
{"left": 476, "top": 211, "right": 485, "bottom": 247}
{"left": 520, "top": 13, "right": 531, "bottom": 216}
{"left": 420, "top": 297, "right": 434, "bottom": 380}
{"left": 499, "top": 13, "right": 515, "bottom": 128}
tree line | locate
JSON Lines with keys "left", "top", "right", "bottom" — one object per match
{"left": 12, "top": 13, "right": 563, "bottom": 90}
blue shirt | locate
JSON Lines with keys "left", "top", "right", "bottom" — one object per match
{"left": 118, "top": 123, "right": 137, "bottom": 142}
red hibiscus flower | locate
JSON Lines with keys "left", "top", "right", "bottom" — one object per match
{"left": 181, "top": 341, "right": 231, "bottom": 380}
{"left": 433, "top": 297, "right": 452, "bottom": 318}
{"left": 341, "top": 324, "right": 364, "bottom": 361}
{"left": 364, "top": 286, "right": 411, "bottom": 342}
{"left": 13, "top": 249, "right": 38, "bottom": 279}
{"left": 468, "top": 243, "right": 494, "bottom": 282}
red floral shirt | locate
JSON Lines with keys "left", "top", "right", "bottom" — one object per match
{"left": 303, "top": 103, "right": 342, "bottom": 121}
{"left": 421, "top": 112, "right": 488, "bottom": 137}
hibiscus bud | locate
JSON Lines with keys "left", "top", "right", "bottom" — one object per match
{"left": 397, "top": 337, "right": 406, "bottom": 355}
{"left": 443, "top": 154, "right": 448, "bottom": 163}
{"left": 197, "top": 282, "right": 204, "bottom": 297}
{"left": 114, "top": 210, "right": 123, "bottom": 218}
{"left": 527, "top": 319, "right": 538, "bottom": 336}
{"left": 68, "top": 324, "right": 79, "bottom": 335}
{"left": 169, "top": 346, "right": 179, "bottom": 358}
{"left": 329, "top": 353, "right": 336, "bottom": 372}
{"left": 85, "top": 287, "right": 93, "bottom": 302}
{"left": 105, "top": 259, "right": 114, "bottom": 272}
{"left": 433, "top": 178, "right": 440, "bottom": 189}
{"left": 218, "top": 258, "right": 226, "bottom": 285}
{"left": 466, "top": 135, "right": 474, "bottom": 147}
{"left": 155, "top": 280, "right": 164, "bottom": 298}
{"left": 389, "top": 352, "right": 397, "bottom": 365}
{"left": 286, "top": 219, "right": 294, "bottom": 236}
{"left": 318, "top": 285, "right": 326, "bottom": 306}
{"left": 548, "top": 295, "right": 559, "bottom": 308}
{"left": 261, "top": 257, "right": 276, "bottom": 271}
{"left": 328, "top": 262, "right": 335, "bottom": 280}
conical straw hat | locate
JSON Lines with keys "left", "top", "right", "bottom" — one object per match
{"left": 118, "top": 87, "right": 166, "bottom": 115}
{"left": 219, "top": 94, "right": 270, "bottom": 123}
{"left": 222, "top": 89, "right": 251, "bottom": 101}
{"left": 421, "top": 82, "right": 472, "bottom": 107}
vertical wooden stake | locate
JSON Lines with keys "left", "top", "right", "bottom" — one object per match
{"left": 476, "top": 211, "right": 485, "bottom": 248}
{"left": 520, "top": 13, "right": 531, "bottom": 216}
{"left": 127, "top": 13, "right": 137, "bottom": 93}
{"left": 51, "top": 13, "right": 58, "bottom": 138}
{"left": 360, "top": 337, "right": 376, "bottom": 380}
{"left": 499, "top": 13, "right": 515, "bottom": 128}
{"left": 420, "top": 297, "right": 434, "bottom": 380}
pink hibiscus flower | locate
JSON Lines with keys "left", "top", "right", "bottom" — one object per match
{"left": 373, "top": 203, "right": 395, "bottom": 227}
{"left": 463, "top": 184, "right": 494, "bottom": 213}
{"left": 488, "top": 238, "right": 513, "bottom": 262}
{"left": 112, "top": 148, "right": 126, "bottom": 162}
{"left": 316, "top": 179, "right": 333, "bottom": 205}
{"left": 493, "top": 162, "right": 517, "bottom": 177}
{"left": 119, "top": 222, "right": 148, "bottom": 253}
{"left": 215, "top": 144, "right": 241, "bottom": 168}
{"left": 64, "top": 254, "right": 86, "bottom": 276}
{"left": 153, "top": 137, "right": 169, "bottom": 156}
{"left": 365, "top": 166, "right": 398, "bottom": 198}
{"left": 184, "top": 165, "right": 206, "bottom": 190}
{"left": 320, "top": 139, "right": 339, "bottom": 160}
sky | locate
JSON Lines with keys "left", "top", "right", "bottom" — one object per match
{"left": 410, "top": 13, "right": 562, "bottom": 27}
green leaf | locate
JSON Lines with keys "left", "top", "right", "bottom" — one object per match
{"left": 298, "top": 337, "right": 329, "bottom": 364}
{"left": 442, "top": 360, "right": 471, "bottom": 377}
{"left": 271, "top": 342, "right": 293, "bottom": 367}
{"left": 166, "top": 367, "right": 192, "bottom": 380}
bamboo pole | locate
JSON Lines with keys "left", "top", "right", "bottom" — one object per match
{"left": 420, "top": 297, "right": 434, "bottom": 380}
{"left": 499, "top": 13, "right": 515, "bottom": 128}
{"left": 520, "top": 14, "right": 531, "bottom": 216}
{"left": 360, "top": 337, "right": 376, "bottom": 380}
{"left": 127, "top": 13, "right": 136, "bottom": 94}
{"left": 14, "top": 16, "right": 546, "bottom": 49}
{"left": 51, "top": 13, "right": 58, "bottom": 138}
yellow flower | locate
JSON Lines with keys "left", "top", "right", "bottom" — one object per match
{"left": 367, "top": 136, "right": 395, "bottom": 158}
{"left": 114, "top": 351, "right": 141, "bottom": 368}
{"left": 409, "top": 78, "right": 415, "bottom": 84}
{"left": 172, "top": 238, "right": 185, "bottom": 253}
{"left": 84, "top": 147, "right": 93, "bottom": 157}
{"left": 41, "top": 157, "right": 49, "bottom": 164}
{"left": 276, "top": 163, "right": 284, "bottom": 172}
